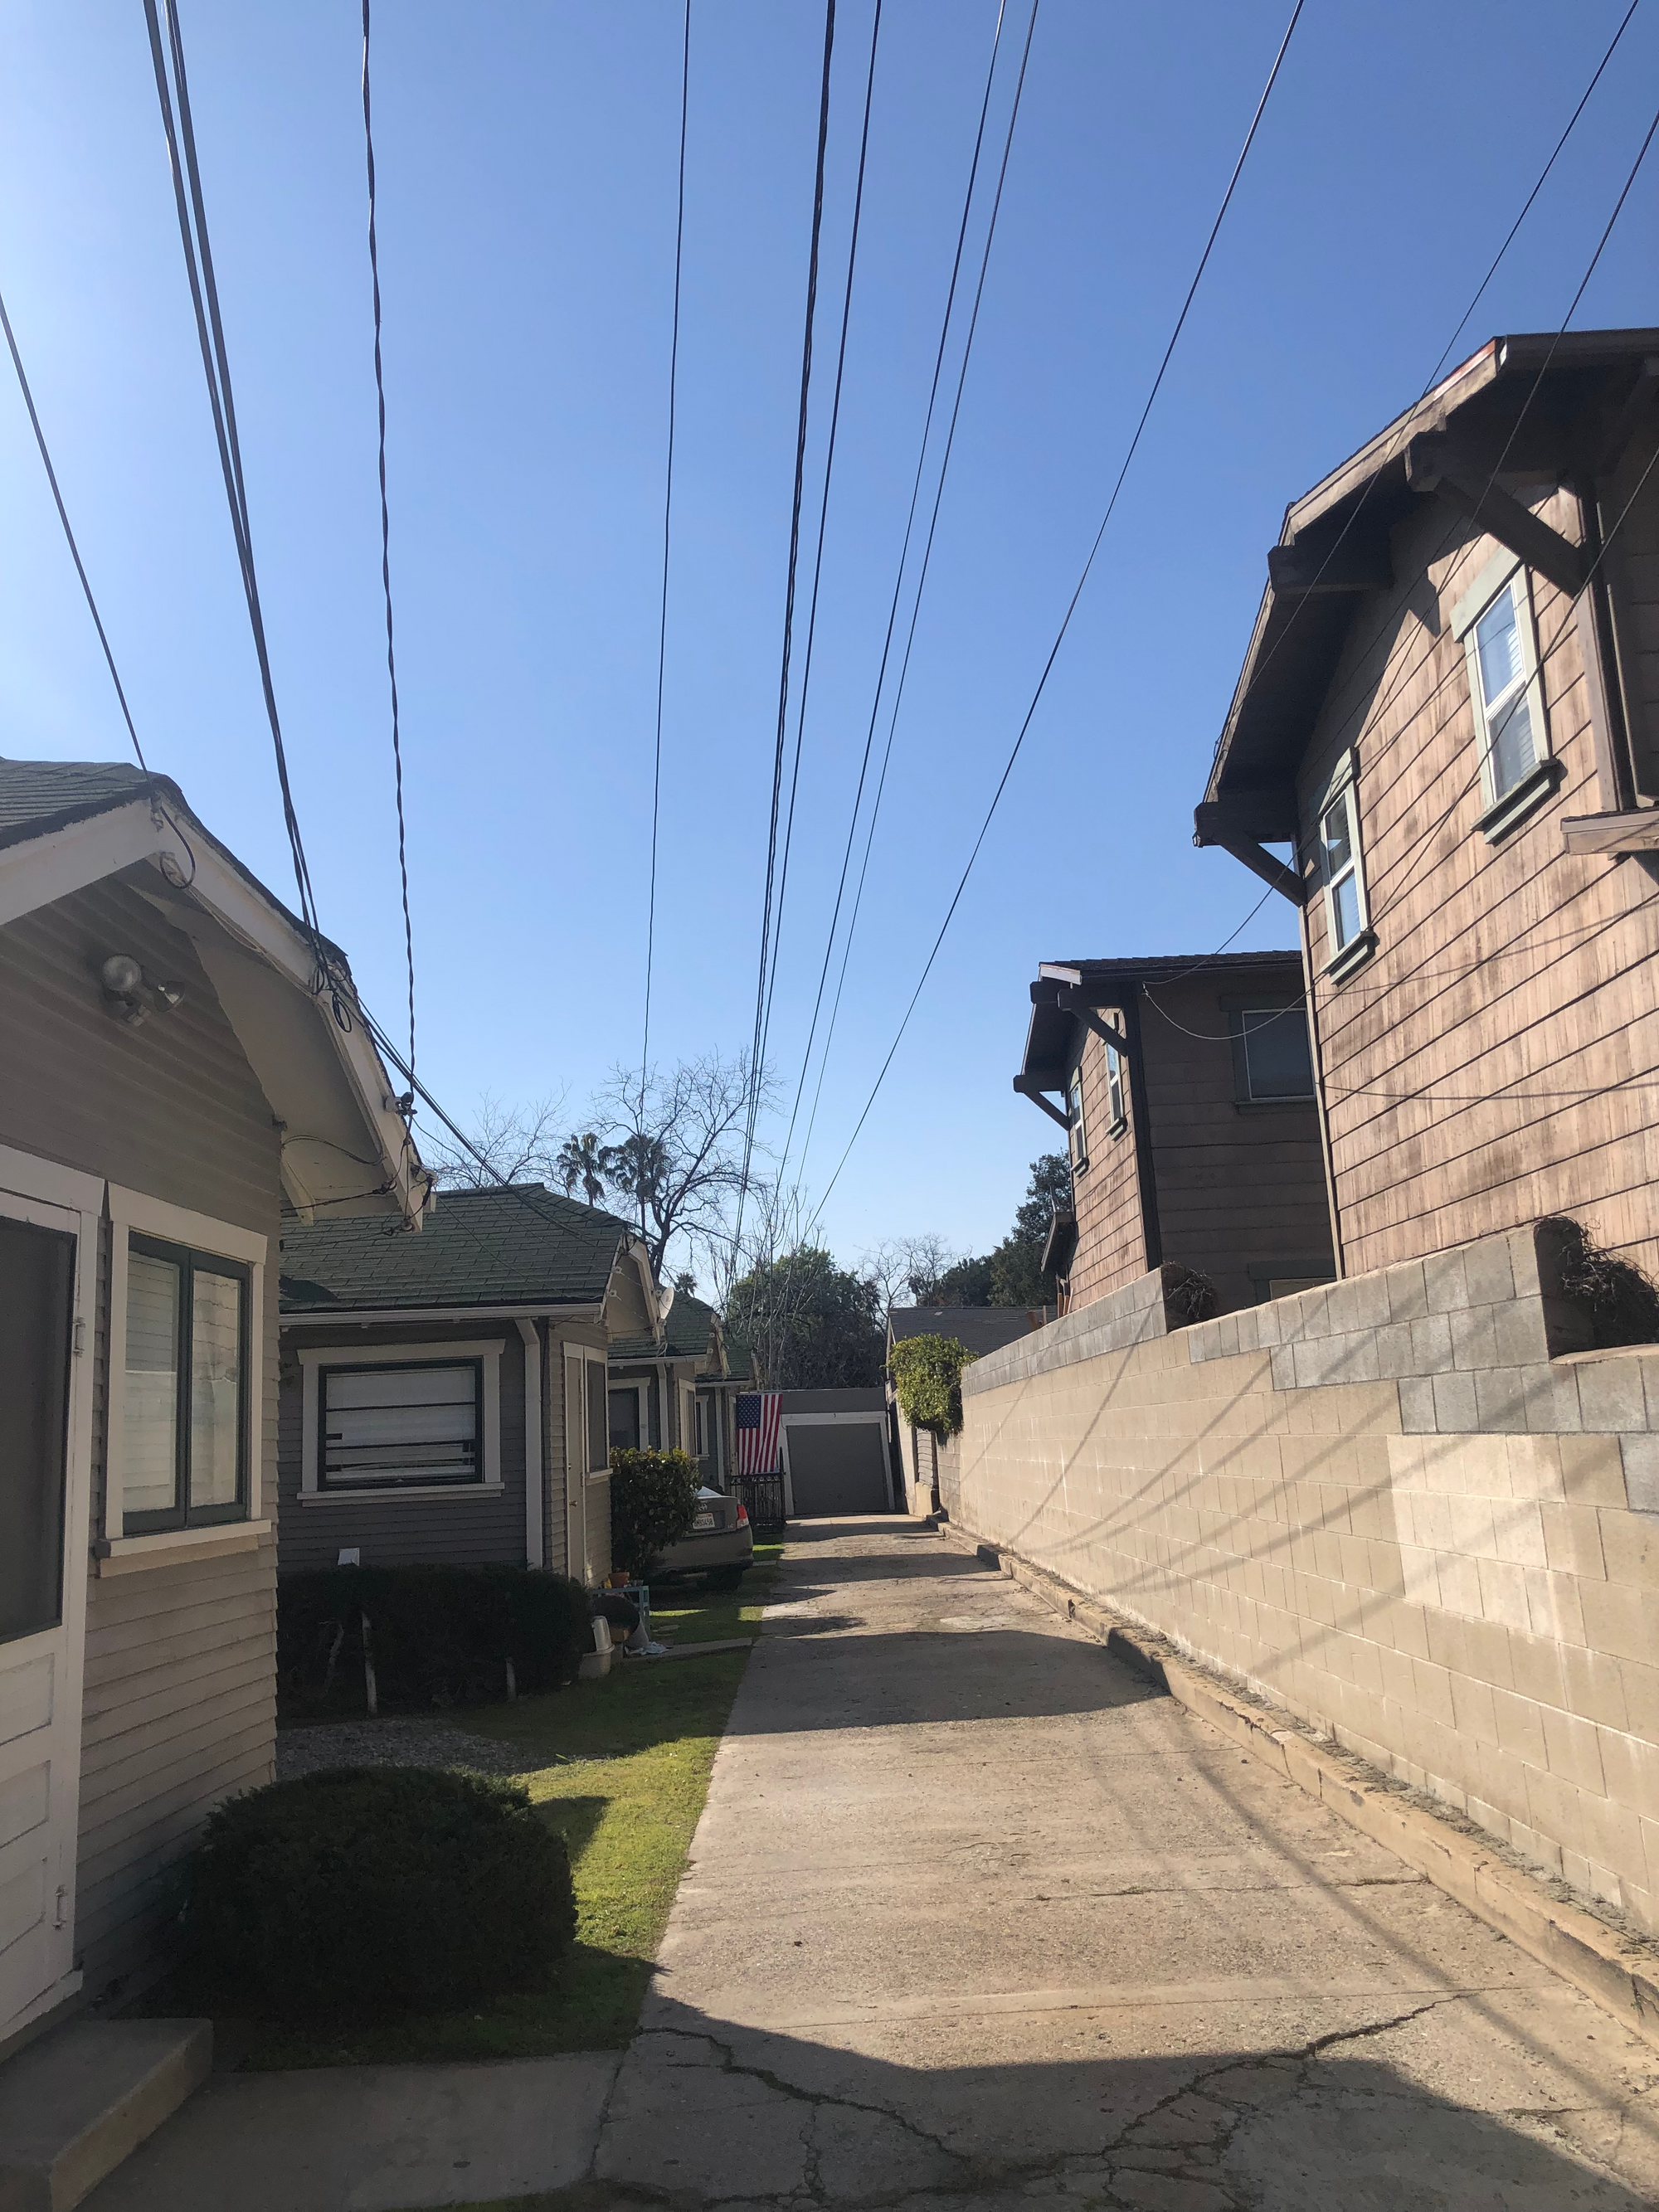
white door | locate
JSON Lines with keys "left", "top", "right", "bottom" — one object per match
{"left": 0, "top": 1155, "right": 97, "bottom": 2039}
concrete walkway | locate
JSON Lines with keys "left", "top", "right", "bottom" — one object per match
{"left": 89, "top": 1519, "right": 1659, "bottom": 2210}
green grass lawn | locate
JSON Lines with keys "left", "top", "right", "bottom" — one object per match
{"left": 171, "top": 1542, "right": 783, "bottom": 2070}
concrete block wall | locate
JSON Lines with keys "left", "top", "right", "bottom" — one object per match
{"left": 958, "top": 1223, "right": 1659, "bottom": 1932}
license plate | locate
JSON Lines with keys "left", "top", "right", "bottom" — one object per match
{"left": 693, "top": 1511, "right": 717, "bottom": 1531}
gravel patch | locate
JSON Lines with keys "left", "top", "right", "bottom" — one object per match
{"left": 275, "top": 1716, "right": 532, "bottom": 1782}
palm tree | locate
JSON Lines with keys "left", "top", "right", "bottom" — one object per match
{"left": 557, "top": 1131, "right": 609, "bottom": 1207}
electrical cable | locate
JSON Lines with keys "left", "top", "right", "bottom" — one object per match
{"left": 778, "top": 0, "right": 1019, "bottom": 1181}
{"left": 361, "top": 0, "right": 417, "bottom": 1088}
{"left": 732, "top": 0, "right": 839, "bottom": 1253}
{"left": 641, "top": 0, "right": 693, "bottom": 1087}
{"left": 143, "top": 0, "right": 324, "bottom": 949}
{"left": 802, "top": 0, "right": 1309, "bottom": 1232}
{"left": 0, "top": 284, "right": 148, "bottom": 771}
{"left": 757, "top": 0, "right": 884, "bottom": 1082}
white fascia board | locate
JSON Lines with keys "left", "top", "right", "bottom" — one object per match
{"left": 0, "top": 800, "right": 173, "bottom": 928}
{"left": 282, "top": 1301, "right": 603, "bottom": 1329}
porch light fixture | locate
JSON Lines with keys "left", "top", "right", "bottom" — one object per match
{"left": 100, "top": 952, "right": 185, "bottom": 1026}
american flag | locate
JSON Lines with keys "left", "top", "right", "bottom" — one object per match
{"left": 734, "top": 1391, "right": 781, "bottom": 1476}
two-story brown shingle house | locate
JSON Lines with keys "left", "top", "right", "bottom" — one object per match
{"left": 1014, "top": 950, "right": 1335, "bottom": 1314}
{"left": 1196, "top": 328, "right": 1659, "bottom": 1281}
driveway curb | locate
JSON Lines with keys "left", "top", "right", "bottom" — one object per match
{"left": 938, "top": 1521, "right": 1659, "bottom": 2054}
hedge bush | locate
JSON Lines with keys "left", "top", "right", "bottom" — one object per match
{"left": 608, "top": 1447, "right": 700, "bottom": 1579}
{"left": 888, "top": 1335, "right": 977, "bottom": 1438}
{"left": 1541, "top": 1213, "right": 1659, "bottom": 1349}
{"left": 278, "top": 1564, "right": 591, "bottom": 1718}
{"left": 182, "top": 1767, "right": 575, "bottom": 2016}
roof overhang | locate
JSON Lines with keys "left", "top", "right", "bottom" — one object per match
{"left": 282, "top": 1300, "right": 605, "bottom": 1327}
{"left": 1199, "top": 330, "right": 1659, "bottom": 825}
{"left": 0, "top": 787, "right": 425, "bottom": 1225}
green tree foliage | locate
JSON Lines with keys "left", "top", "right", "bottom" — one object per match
{"left": 917, "top": 1155, "right": 1073, "bottom": 1309}
{"left": 608, "top": 1447, "right": 702, "bottom": 1578}
{"left": 725, "top": 1245, "right": 885, "bottom": 1388}
{"left": 888, "top": 1335, "right": 978, "bottom": 1438}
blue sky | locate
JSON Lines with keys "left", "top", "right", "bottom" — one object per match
{"left": 2, "top": 1, "right": 1656, "bottom": 1274}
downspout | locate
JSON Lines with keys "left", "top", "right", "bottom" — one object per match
{"left": 1120, "top": 987, "right": 1163, "bottom": 1271}
{"left": 516, "top": 1318, "right": 544, "bottom": 1568}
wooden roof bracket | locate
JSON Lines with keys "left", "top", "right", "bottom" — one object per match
{"left": 1011, "top": 1074, "right": 1069, "bottom": 1130}
{"left": 1057, "top": 990, "right": 1135, "bottom": 1057}
{"left": 1191, "top": 800, "right": 1304, "bottom": 906}
{"left": 1404, "top": 432, "right": 1586, "bottom": 602}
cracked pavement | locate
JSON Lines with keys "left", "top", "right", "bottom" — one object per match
{"left": 595, "top": 1518, "right": 1659, "bottom": 2210}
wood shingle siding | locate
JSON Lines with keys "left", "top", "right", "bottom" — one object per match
{"left": 1300, "top": 480, "right": 1659, "bottom": 1279}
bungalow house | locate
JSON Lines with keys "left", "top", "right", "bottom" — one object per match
{"left": 1195, "top": 327, "right": 1659, "bottom": 1280}
{"left": 278, "top": 1186, "right": 662, "bottom": 1590}
{"left": 1014, "top": 950, "right": 1335, "bottom": 1314}
{"left": 0, "top": 756, "right": 419, "bottom": 2048}
{"left": 887, "top": 1305, "right": 1046, "bottom": 1519}
{"left": 606, "top": 1286, "right": 730, "bottom": 1481}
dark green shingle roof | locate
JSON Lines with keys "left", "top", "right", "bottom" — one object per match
{"left": 280, "top": 1184, "right": 634, "bottom": 1314}
{"left": 0, "top": 758, "right": 168, "bottom": 848}
{"left": 610, "top": 1289, "right": 718, "bottom": 1367}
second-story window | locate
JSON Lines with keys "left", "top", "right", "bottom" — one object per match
{"left": 1468, "top": 572, "right": 1545, "bottom": 805}
{"left": 1318, "top": 764, "right": 1370, "bottom": 970}
{"left": 1104, "top": 1038, "right": 1126, "bottom": 1132}
{"left": 1068, "top": 1069, "right": 1089, "bottom": 1174}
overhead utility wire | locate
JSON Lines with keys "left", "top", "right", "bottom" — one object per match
{"left": 0, "top": 288, "right": 148, "bottom": 772}
{"left": 805, "top": 0, "right": 1308, "bottom": 1230}
{"left": 641, "top": 0, "right": 693, "bottom": 1087}
{"left": 787, "top": 0, "right": 1035, "bottom": 1184}
{"left": 143, "top": 0, "right": 322, "bottom": 944}
{"left": 757, "top": 0, "right": 884, "bottom": 1082}
{"left": 361, "top": 0, "right": 417, "bottom": 1088}
{"left": 732, "top": 0, "right": 839, "bottom": 1251}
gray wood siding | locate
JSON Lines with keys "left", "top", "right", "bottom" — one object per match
{"left": 1298, "top": 483, "right": 1659, "bottom": 1281}
{"left": 276, "top": 1321, "right": 528, "bottom": 1572}
{"left": 0, "top": 873, "right": 285, "bottom": 2005}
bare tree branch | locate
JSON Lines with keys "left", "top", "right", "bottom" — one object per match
{"left": 425, "top": 1090, "right": 570, "bottom": 1190}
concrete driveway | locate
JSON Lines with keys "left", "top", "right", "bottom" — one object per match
{"left": 600, "top": 1515, "right": 1659, "bottom": 2211}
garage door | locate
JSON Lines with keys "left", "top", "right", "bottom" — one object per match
{"left": 785, "top": 1422, "right": 890, "bottom": 1515}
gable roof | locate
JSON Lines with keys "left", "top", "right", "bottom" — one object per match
{"left": 280, "top": 1184, "right": 636, "bottom": 1314}
{"left": 888, "top": 1305, "right": 1041, "bottom": 1357}
{"left": 0, "top": 758, "right": 159, "bottom": 846}
{"left": 1019, "top": 950, "right": 1303, "bottom": 1091}
{"left": 1201, "top": 328, "right": 1659, "bottom": 817}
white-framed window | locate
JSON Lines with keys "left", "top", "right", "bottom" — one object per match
{"left": 1231, "top": 1004, "right": 1315, "bottom": 1101}
{"left": 1465, "top": 569, "right": 1549, "bottom": 810}
{"left": 608, "top": 1383, "right": 643, "bottom": 1452}
{"left": 295, "top": 1339, "right": 503, "bottom": 1503}
{"left": 1316, "top": 753, "right": 1371, "bottom": 975}
{"left": 1104, "top": 1037, "right": 1127, "bottom": 1133}
{"left": 1067, "top": 1070, "right": 1089, "bottom": 1174}
{"left": 107, "top": 1185, "right": 266, "bottom": 1541}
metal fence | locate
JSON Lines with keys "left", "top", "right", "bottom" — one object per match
{"left": 732, "top": 1472, "right": 786, "bottom": 1531}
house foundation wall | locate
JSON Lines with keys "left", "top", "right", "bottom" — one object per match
{"left": 958, "top": 1226, "right": 1659, "bottom": 1932}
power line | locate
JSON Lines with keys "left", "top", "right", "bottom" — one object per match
{"left": 733, "top": 0, "right": 839, "bottom": 1249}
{"left": 641, "top": 0, "right": 693, "bottom": 1087}
{"left": 143, "top": 0, "right": 322, "bottom": 945}
{"left": 787, "top": 0, "right": 1038, "bottom": 1191}
{"left": 361, "top": 0, "right": 417, "bottom": 1087}
{"left": 757, "top": 0, "right": 884, "bottom": 1081}
{"left": 805, "top": 0, "right": 1308, "bottom": 1230}
{"left": 0, "top": 285, "right": 148, "bottom": 772}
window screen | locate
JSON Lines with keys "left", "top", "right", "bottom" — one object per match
{"left": 1238, "top": 1006, "right": 1315, "bottom": 1100}
{"left": 586, "top": 1359, "right": 611, "bottom": 1471}
{"left": 0, "top": 1218, "right": 74, "bottom": 1645}
{"left": 320, "top": 1362, "right": 481, "bottom": 1489}
{"left": 608, "top": 1387, "right": 640, "bottom": 1452}
{"left": 124, "top": 1233, "right": 248, "bottom": 1533}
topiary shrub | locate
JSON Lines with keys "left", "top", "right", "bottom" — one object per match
{"left": 277, "top": 1565, "right": 591, "bottom": 1718}
{"left": 888, "top": 1335, "right": 978, "bottom": 1439}
{"left": 182, "top": 1767, "right": 575, "bottom": 2018}
{"left": 608, "top": 1446, "right": 700, "bottom": 1579}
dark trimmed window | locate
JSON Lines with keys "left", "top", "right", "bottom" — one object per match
{"left": 123, "top": 1234, "right": 250, "bottom": 1533}
{"left": 1226, "top": 1001, "right": 1315, "bottom": 1103}
{"left": 319, "top": 1359, "right": 482, "bottom": 1491}
{"left": 1067, "top": 1070, "right": 1089, "bottom": 1174}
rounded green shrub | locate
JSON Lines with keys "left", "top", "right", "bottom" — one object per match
{"left": 608, "top": 1446, "right": 700, "bottom": 1578}
{"left": 182, "top": 1767, "right": 576, "bottom": 2016}
{"left": 888, "top": 1334, "right": 977, "bottom": 1438}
